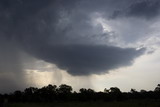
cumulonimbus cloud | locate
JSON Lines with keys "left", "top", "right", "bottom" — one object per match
{"left": 0, "top": 0, "right": 146, "bottom": 76}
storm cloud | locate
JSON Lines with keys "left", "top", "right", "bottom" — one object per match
{"left": 111, "top": 0, "right": 160, "bottom": 19}
{"left": 0, "top": 0, "right": 146, "bottom": 76}
{"left": 33, "top": 45, "right": 144, "bottom": 75}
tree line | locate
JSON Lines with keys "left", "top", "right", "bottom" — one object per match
{"left": 0, "top": 84, "right": 160, "bottom": 103}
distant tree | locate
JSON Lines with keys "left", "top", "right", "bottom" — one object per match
{"left": 24, "top": 87, "right": 38, "bottom": 95}
{"left": 130, "top": 88, "right": 137, "bottom": 93}
{"left": 13, "top": 90, "right": 23, "bottom": 102}
{"left": 57, "top": 84, "right": 72, "bottom": 94}
{"left": 24, "top": 87, "right": 38, "bottom": 102}
{"left": 79, "top": 88, "right": 95, "bottom": 94}
{"left": 153, "top": 84, "right": 160, "bottom": 99}
{"left": 42, "top": 84, "right": 57, "bottom": 94}
{"left": 87, "top": 88, "right": 95, "bottom": 93}
{"left": 79, "top": 88, "right": 95, "bottom": 101}
{"left": 1, "top": 83, "right": 160, "bottom": 102}
{"left": 36, "top": 84, "right": 57, "bottom": 101}
{"left": 56, "top": 84, "right": 72, "bottom": 101}
{"left": 154, "top": 84, "right": 160, "bottom": 92}
{"left": 109, "top": 87, "right": 121, "bottom": 93}
{"left": 46, "top": 84, "right": 57, "bottom": 91}
{"left": 109, "top": 87, "right": 123, "bottom": 101}
{"left": 104, "top": 88, "right": 109, "bottom": 93}
{"left": 14, "top": 90, "right": 23, "bottom": 97}
{"left": 140, "top": 89, "right": 147, "bottom": 93}
{"left": 130, "top": 88, "right": 142, "bottom": 99}
{"left": 79, "top": 88, "right": 87, "bottom": 94}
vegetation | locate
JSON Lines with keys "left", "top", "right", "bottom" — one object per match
{"left": 7, "top": 100, "right": 160, "bottom": 107}
{"left": 0, "top": 84, "right": 160, "bottom": 106}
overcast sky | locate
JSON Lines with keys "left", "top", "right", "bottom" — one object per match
{"left": 0, "top": 0, "right": 160, "bottom": 93}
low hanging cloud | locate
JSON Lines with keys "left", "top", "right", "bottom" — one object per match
{"left": 0, "top": 0, "right": 146, "bottom": 76}
{"left": 31, "top": 44, "right": 145, "bottom": 75}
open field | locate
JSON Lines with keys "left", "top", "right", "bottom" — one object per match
{"left": 8, "top": 100, "right": 160, "bottom": 107}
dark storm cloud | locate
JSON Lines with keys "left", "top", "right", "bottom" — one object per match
{"left": 0, "top": 0, "right": 145, "bottom": 76}
{"left": 32, "top": 45, "right": 145, "bottom": 75}
{"left": 111, "top": 0, "right": 160, "bottom": 19}
{"left": 128, "top": 0, "right": 160, "bottom": 19}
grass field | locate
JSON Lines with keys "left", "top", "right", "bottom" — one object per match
{"left": 8, "top": 100, "right": 160, "bottom": 107}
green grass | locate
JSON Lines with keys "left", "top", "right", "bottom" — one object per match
{"left": 8, "top": 100, "right": 160, "bottom": 107}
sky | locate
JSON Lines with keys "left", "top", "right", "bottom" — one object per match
{"left": 0, "top": 0, "right": 160, "bottom": 93}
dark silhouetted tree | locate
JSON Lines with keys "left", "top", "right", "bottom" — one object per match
{"left": 79, "top": 88, "right": 95, "bottom": 101}
{"left": 154, "top": 84, "right": 160, "bottom": 92}
{"left": 58, "top": 84, "right": 72, "bottom": 94}
{"left": 140, "top": 89, "right": 147, "bottom": 93}
{"left": 104, "top": 88, "right": 109, "bottom": 93}
{"left": 109, "top": 87, "right": 121, "bottom": 93}
{"left": 109, "top": 87, "right": 122, "bottom": 101}
{"left": 24, "top": 87, "right": 38, "bottom": 95}
{"left": 36, "top": 84, "right": 57, "bottom": 101}
{"left": 79, "top": 88, "right": 95, "bottom": 94}
{"left": 130, "top": 88, "right": 137, "bottom": 93}
{"left": 56, "top": 84, "right": 72, "bottom": 101}
{"left": 13, "top": 90, "right": 23, "bottom": 102}
{"left": 24, "top": 87, "right": 38, "bottom": 102}
{"left": 0, "top": 83, "right": 160, "bottom": 102}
